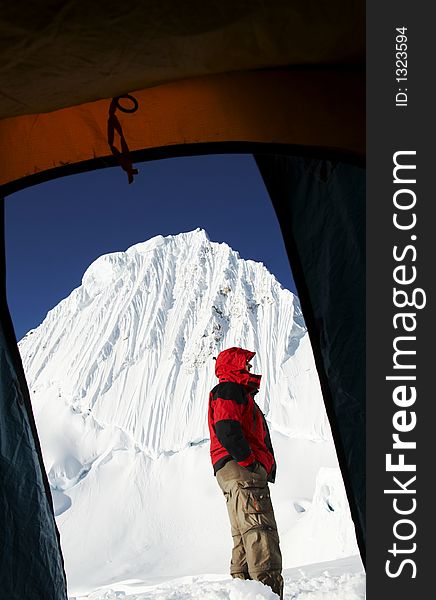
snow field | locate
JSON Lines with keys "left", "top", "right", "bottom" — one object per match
{"left": 70, "top": 556, "right": 365, "bottom": 599}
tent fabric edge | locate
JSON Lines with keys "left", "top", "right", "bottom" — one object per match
{"left": 1, "top": 141, "right": 365, "bottom": 198}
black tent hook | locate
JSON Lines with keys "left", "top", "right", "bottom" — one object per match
{"left": 107, "top": 94, "right": 139, "bottom": 184}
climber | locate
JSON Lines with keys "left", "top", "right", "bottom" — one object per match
{"left": 208, "top": 347, "right": 284, "bottom": 599}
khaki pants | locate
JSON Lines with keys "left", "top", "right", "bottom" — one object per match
{"left": 216, "top": 460, "right": 284, "bottom": 599}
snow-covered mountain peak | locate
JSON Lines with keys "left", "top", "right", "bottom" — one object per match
{"left": 80, "top": 229, "right": 222, "bottom": 300}
{"left": 125, "top": 228, "right": 210, "bottom": 257}
{"left": 20, "top": 230, "right": 328, "bottom": 458}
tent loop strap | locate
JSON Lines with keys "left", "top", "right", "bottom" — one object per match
{"left": 114, "top": 94, "right": 139, "bottom": 114}
{"left": 107, "top": 95, "right": 139, "bottom": 184}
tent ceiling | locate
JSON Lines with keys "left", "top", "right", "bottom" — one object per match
{"left": 0, "top": 0, "right": 364, "bottom": 119}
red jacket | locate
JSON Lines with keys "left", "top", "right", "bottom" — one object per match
{"left": 208, "top": 347, "right": 276, "bottom": 483}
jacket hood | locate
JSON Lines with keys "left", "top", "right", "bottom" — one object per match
{"left": 215, "top": 347, "right": 262, "bottom": 390}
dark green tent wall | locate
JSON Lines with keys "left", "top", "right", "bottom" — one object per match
{"left": 0, "top": 201, "right": 68, "bottom": 600}
{"left": 255, "top": 154, "right": 365, "bottom": 560}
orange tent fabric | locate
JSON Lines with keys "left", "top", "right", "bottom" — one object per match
{"left": 0, "top": 69, "right": 364, "bottom": 190}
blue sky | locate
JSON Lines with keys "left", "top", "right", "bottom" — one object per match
{"left": 5, "top": 154, "right": 296, "bottom": 341}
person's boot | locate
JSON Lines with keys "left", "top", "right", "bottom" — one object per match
{"left": 256, "top": 570, "right": 284, "bottom": 599}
